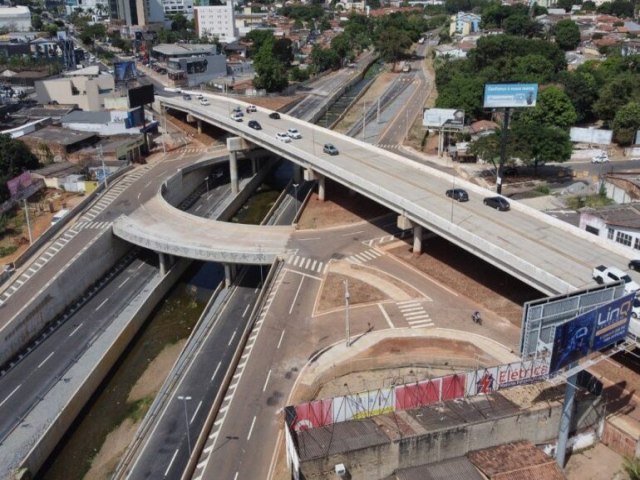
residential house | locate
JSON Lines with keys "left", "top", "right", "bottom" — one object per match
{"left": 449, "top": 12, "right": 481, "bottom": 36}
{"left": 580, "top": 203, "right": 640, "bottom": 252}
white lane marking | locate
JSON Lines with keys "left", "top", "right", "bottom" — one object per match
{"left": 136, "top": 263, "right": 144, "bottom": 271}
{"left": 118, "top": 277, "right": 130, "bottom": 289}
{"left": 247, "top": 416, "right": 257, "bottom": 441}
{"left": 68, "top": 323, "right": 84, "bottom": 337}
{"left": 190, "top": 400, "right": 203, "bottom": 424}
{"left": 304, "top": 258, "right": 311, "bottom": 269}
{"left": 277, "top": 330, "right": 285, "bottom": 349}
{"left": 233, "top": 472, "right": 239, "bottom": 480}
{"left": 195, "top": 205, "right": 203, "bottom": 212}
{"left": 242, "top": 304, "right": 250, "bottom": 318}
{"left": 263, "top": 369, "right": 272, "bottom": 392}
{"left": 298, "top": 237, "right": 320, "bottom": 241}
{"left": 311, "top": 260, "right": 317, "bottom": 271}
{"left": 0, "top": 384, "right": 21, "bottom": 408}
{"left": 289, "top": 277, "right": 304, "bottom": 315}
{"left": 164, "top": 448, "right": 180, "bottom": 477}
{"left": 38, "top": 351, "right": 55, "bottom": 369}
{"left": 211, "top": 361, "right": 221, "bottom": 382}
{"left": 95, "top": 298, "right": 109, "bottom": 311}
{"left": 228, "top": 330, "right": 237, "bottom": 346}
{"left": 378, "top": 304, "right": 395, "bottom": 329}
{"left": 343, "top": 230, "right": 363, "bottom": 236}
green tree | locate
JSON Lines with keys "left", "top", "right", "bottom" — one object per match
{"left": 0, "top": 134, "right": 40, "bottom": 203}
{"left": 593, "top": 74, "right": 640, "bottom": 124}
{"left": 435, "top": 74, "right": 484, "bottom": 118}
{"left": 331, "top": 33, "right": 353, "bottom": 63}
{"left": 558, "top": 70, "right": 599, "bottom": 122}
{"left": 554, "top": 19, "right": 581, "bottom": 51}
{"left": 273, "top": 38, "right": 293, "bottom": 66}
{"left": 516, "top": 86, "right": 577, "bottom": 130}
{"left": 503, "top": 14, "right": 541, "bottom": 38}
{"left": 252, "top": 38, "right": 289, "bottom": 92}
{"left": 623, "top": 456, "right": 640, "bottom": 480}
{"left": 513, "top": 124, "right": 572, "bottom": 173}
{"left": 309, "top": 44, "right": 340, "bottom": 73}
{"left": 581, "top": 0, "right": 596, "bottom": 10}
{"left": 374, "top": 27, "right": 412, "bottom": 68}
{"left": 612, "top": 102, "right": 640, "bottom": 145}
{"left": 512, "top": 54, "right": 555, "bottom": 83}
{"left": 556, "top": 0, "right": 576, "bottom": 12}
{"left": 469, "top": 132, "right": 502, "bottom": 167}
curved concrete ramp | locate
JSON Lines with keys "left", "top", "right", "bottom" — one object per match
{"left": 113, "top": 195, "right": 293, "bottom": 264}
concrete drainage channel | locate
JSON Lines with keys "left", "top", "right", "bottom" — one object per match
{"left": 28, "top": 162, "right": 301, "bottom": 479}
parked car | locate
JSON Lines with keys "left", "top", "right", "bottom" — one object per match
{"left": 323, "top": 143, "right": 339, "bottom": 155}
{"left": 276, "top": 132, "right": 291, "bottom": 143}
{"left": 182, "top": 94, "right": 192, "bottom": 100}
{"left": 248, "top": 120, "right": 262, "bottom": 130}
{"left": 483, "top": 196, "right": 510, "bottom": 211}
{"left": 246, "top": 105, "right": 257, "bottom": 113}
{"left": 269, "top": 112, "right": 281, "bottom": 119}
{"left": 592, "top": 151, "right": 609, "bottom": 163}
{"left": 231, "top": 112, "right": 243, "bottom": 121}
{"left": 200, "top": 98, "right": 210, "bottom": 106}
{"left": 445, "top": 188, "right": 469, "bottom": 202}
{"left": 287, "top": 128, "right": 302, "bottom": 139}
{"left": 593, "top": 265, "right": 640, "bottom": 294}
{"left": 197, "top": 93, "right": 204, "bottom": 99}
{"left": 629, "top": 260, "right": 640, "bottom": 271}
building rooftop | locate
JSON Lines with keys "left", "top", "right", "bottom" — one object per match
{"left": 22, "top": 126, "right": 97, "bottom": 146}
{"left": 0, "top": 6, "right": 30, "bottom": 17}
{"left": 63, "top": 65, "right": 100, "bottom": 77}
{"left": 394, "top": 457, "right": 484, "bottom": 480}
{"left": 581, "top": 203, "right": 640, "bottom": 229}
{"left": 62, "top": 110, "right": 111, "bottom": 125}
{"left": 153, "top": 43, "right": 218, "bottom": 57}
{"left": 468, "top": 440, "right": 565, "bottom": 479}
{"left": 31, "top": 161, "right": 82, "bottom": 179}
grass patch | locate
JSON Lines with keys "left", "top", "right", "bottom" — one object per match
{"left": 534, "top": 184, "right": 550, "bottom": 195}
{"left": 0, "top": 245, "right": 18, "bottom": 257}
{"left": 565, "top": 194, "right": 613, "bottom": 209}
{"left": 127, "top": 396, "right": 153, "bottom": 423}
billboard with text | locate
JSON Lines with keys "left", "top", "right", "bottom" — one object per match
{"left": 484, "top": 83, "right": 538, "bottom": 108}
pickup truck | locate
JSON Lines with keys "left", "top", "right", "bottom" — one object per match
{"left": 592, "top": 265, "right": 640, "bottom": 294}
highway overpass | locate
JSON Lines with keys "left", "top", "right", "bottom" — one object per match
{"left": 113, "top": 93, "right": 638, "bottom": 296}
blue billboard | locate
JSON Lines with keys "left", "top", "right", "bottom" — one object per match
{"left": 483, "top": 83, "right": 538, "bottom": 108}
{"left": 114, "top": 61, "right": 138, "bottom": 83}
{"left": 592, "top": 292, "right": 634, "bottom": 350}
{"left": 549, "top": 293, "right": 634, "bottom": 374}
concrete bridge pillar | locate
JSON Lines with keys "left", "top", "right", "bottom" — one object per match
{"left": 413, "top": 225, "right": 423, "bottom": 255}
{"left": 224, "top": 263, "right": 235, "bottom": 288}
{"left": 229, "top": 151, "right": 239, "bottom": 194}
{"left": 293, "top": 164, "right": 303, "bottom": 184}
{"left": 159, "top": 252, "right": 168, "bottom": 276}
{"left": 251, "top": 158, "right": 258, "bottom": 175}
{"left": 197, "top": 119, "right": 202, "bottom": 134}
{"left": 318, "top": 174, "right": 326, "bottom": 202}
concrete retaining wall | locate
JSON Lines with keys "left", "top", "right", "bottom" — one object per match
{"left": 0, "top": 229, "right": 130, "bottom": 366}
{"left": 300, "top": 395, "right": 603, "bottom": 479}
{"left": 17, "top": 258, "right": 190, "bottom": 477}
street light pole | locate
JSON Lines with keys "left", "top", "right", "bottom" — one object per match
{"left": 362, "top": 100, "right": 366, "bottom": 141}
{"left": 161, "top": 106, "right": 167, "bottom": 154}
{"left": 344, "top": 279, "right": 350, "bottom": 347}
{"left": 177, "top": 395, "right": 192, "bottom": 456}
{"left": 292, "top": 183, "right": 299, "bottom": 220}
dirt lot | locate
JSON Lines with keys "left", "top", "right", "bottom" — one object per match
{"left": 0, "top": 190, "right": 86, "bottom": 267}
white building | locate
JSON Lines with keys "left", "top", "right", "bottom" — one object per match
{"left": 194, "top": 3, "right": 236, "bottom": 42}
{"left": 136, "top": 0, "right": 165, "bottom": 25}
{"left": 163, "top": 0, "right": 193, "bottom": 17}
{"left": 35, "top": 72, "right": 115, "bottom": 111}
{"left": 0, "top": 6, "right": 31, "bottom": 32}
{"left": 580, "top": 204, "right": 640, "bottom": 253}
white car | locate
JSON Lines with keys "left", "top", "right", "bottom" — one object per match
{"left": 592, "top": 151, "right": 609, "bottom": 163}
{"left": 200, "top": 98, "right": 210, "bottom": 106}
{"left": 287, "top": 128, "right": 302, "bottom": 139}
{"left": 276, "top": 132, "right": 291, "bottom": 143}
{"left": 231, "top": 112, "right": 243, "bottom": 122}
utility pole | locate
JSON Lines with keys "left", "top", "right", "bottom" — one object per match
{"left": 344, "top": 280, "right": 351, "bottom": 347}
{"left": 23, "top": 199, "right": 32, "bottom": 244}
{"left": 497, "top": 108, "right": 511, "bottom": 195}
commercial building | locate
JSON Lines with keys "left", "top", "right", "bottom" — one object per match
{"left": 112, "top": 0, "right": 163, "bottom": 26}
{"left": 162, "top": 0, "right": 193, "bottom": 17}
{"left": 64, "top": 0, "right": 109, "bottom": 16}
{"left": 152, "top": 43, "right": 227, "bottom": 87}
{"left": 449, "top": 12, "right": 481, "bottom": 36}
{"left": 194, "top": 3, "right": 237, "bottom": 42}
{"left": 35, "top": 70, "right": 115, "bottom": 111}
{"left": 0, "top": 6, "right": 31, "bottom": 32}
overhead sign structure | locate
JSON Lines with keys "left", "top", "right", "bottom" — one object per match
{"left": 483, "top": 83, "right": 538, "bottom": 108}
{"left": 422, "top": 108, "right": 465, "bottom": 128}
{"left": 570, "top": 127, "right": 613, "bottom": 145}
{"left": 128, "top": 84, "right": 155, "bottom": 109}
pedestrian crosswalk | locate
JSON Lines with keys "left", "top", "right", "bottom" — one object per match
{"left": 286, "top": 255, "right": 328, "bottom": 275}
{"left": 345, "top": 248, "right": 382, "bottom": 265}
{"left": 81, "top": 165, "right": 152, "bottom": 222}
{"left": 376, "top": 144, "right": 401, "bottom": 150}
{"left": 397, "top": 300, "right": 434, "bottom": 328}
{"left": 74, "top": 221, "right": 113, "bottom": 230}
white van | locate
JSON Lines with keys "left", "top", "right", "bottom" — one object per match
{"left": 51, "top": 209, "right": 70, "bottom": 226}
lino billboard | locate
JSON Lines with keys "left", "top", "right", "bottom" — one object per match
{"left": 483, "top": 83, "right": 538, "bottom": 108}
{"left": 549, "top": 292, "right": 634, "bottom": 375}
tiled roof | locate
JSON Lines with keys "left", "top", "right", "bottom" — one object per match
{"left": 395, "top": 456, "right": 484, "bottom": 480}
{"left": 468, "top": 440, "right": 565, "bottom": 480}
